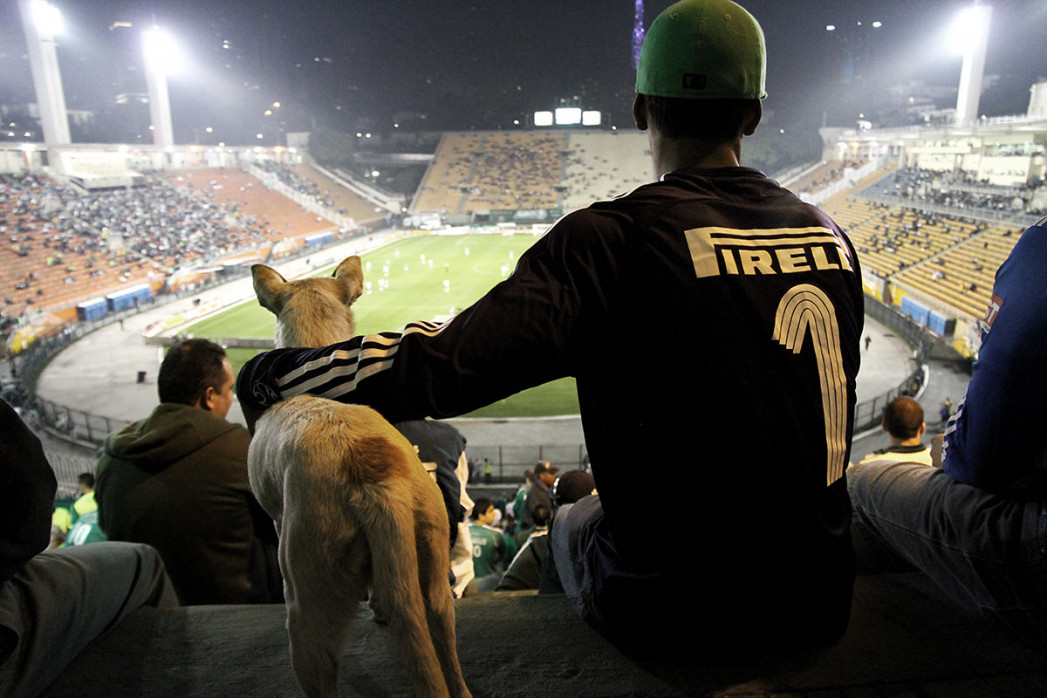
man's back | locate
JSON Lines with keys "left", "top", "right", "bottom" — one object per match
{"left": 568, "top": 167, "right": 862, "bottom": 558}
{"left": 96, "top": 403, "right": 263, "bottom": 604}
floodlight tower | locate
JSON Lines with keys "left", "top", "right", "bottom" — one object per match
{"left": 142, "top": 26, "right": 179, "bottom": 147}
{"left": 953, "top": 3, "right": 993, "bottom": 126}
{"left": 18, "top": 0, "right": 71, "bottom": 145}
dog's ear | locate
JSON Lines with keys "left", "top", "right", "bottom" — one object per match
{"left": 333, "top": 256, "right": 364, "bottom": 305}
{"left": 252, "top": 264, "right": 287, "bottom": 315}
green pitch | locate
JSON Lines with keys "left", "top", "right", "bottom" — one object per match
{"left": 186, "top": 233, "right": 580, "bottom": 417}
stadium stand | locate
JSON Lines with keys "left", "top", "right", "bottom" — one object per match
{"left": 412, "top": 132, "right": 566, "bottom": 215}
{"left": 156, "top": 168, "right": 331, "bottom": 244}
{"left": 290, "top": 163, "right": 387, "bottom": 223}
{"left": 561, "top": 131, "right": 650, "bottom": 210}
{"left": 790, "top": 160, "right": 864, "bottom": 199}
{"left": 817, "top": 164, "right": 1032, "bottom": 330}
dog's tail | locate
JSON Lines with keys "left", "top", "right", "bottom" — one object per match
{"left": 367, "top": 491, "right": 454, "bottom": 698}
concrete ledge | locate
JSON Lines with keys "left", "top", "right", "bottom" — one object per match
{"left": 43, "top": 574, "right": 1046, "bottom": 697}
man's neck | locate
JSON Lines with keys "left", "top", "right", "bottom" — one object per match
{"left": 650, "top": 136, "right": 742, "bottom": 179}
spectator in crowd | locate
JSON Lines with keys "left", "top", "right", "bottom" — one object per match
{"left": 467, "top": 497, "right": 513, "bottom": 593}
{"left": 855, "top": 396, "right": 932, "bottom": 467}
{"left": 849, "top": 215, "right": 1047, "bottom": 648}
{"left": 393, "top": 419, "right": 474, "bottom": 597}
{"left": 71, "top": 472, "right": 97, "bottom": 521}
{"left": 499, "top": 470, "right": 596, "bottom": 592}
{"left": 48, "top": 471, "right": 99, "bottom": 549}
{"left": 938, "top": 398, "right": 953, "bottom": 425}
{"left": 508, "top": 469, "right": 533, "bottom": 535}
{"left": 237, "top": 0, "right": 863, "bottom": 657}
{"left": 496, "top": 504, "right": 551, "bottom": 591}
{"left": 519, "top": 460, "right": 557, "bottom": 542}
{"left": 96, "top": 339, "right": 280, "bottom": 605}
{"left": 0, "top": 398, "right": 177, "bottom": 698}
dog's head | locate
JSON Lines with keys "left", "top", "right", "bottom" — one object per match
{"left": 251, "top": 255, "right": 364, "bottom": 348}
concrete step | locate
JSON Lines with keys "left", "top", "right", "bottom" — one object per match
{"left": 43, "top": 574, "right": 1046, "bottom": 697}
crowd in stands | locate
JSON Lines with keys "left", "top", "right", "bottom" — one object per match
{"left": 257, "top": 161, "right": 338, "bottom": 211}
{"left": 793, "top": 160, "right": 864, "bottom": 198}
{"left": 816, "top": 165, "right": 1033, "bottom": 320}
{"left": 1, "top": 168, "right": 346, "bottom": 321}
{"left": 874, "top": 166, "right": 1046, "bottom": 216}
{"left": 560, "top": 132, "right": 651, "bottom": 209}
{"left": 414, "top": 133, "right": 564, "bottom": 215}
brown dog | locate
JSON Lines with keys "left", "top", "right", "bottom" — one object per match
{"left": 247, "top": 256, "right": 470, "bottom": 698}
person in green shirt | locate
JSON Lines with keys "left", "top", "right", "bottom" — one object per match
{"left": 468, "top": 498, "right": 511, "bottom": 592}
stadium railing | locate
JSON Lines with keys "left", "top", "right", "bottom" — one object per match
{"left": 9, "top": 290, "right": 931, "bottom": 484}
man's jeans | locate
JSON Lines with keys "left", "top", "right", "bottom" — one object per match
{"left": 849, "top": 460, "right": 1047, "bottom": 646}
{"left": 546, "top": 494, "right": 605, "bottom": 629}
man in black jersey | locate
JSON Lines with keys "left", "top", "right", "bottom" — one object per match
{"left": 237, "top": 0, "right": 863, "bottom": 655}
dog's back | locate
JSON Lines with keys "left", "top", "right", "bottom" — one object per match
{"left": 248, "top": 258, "right": 470, "bottom": 698}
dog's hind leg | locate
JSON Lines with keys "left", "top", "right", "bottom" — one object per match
{"left": 283, "top": 523, "right": 369, "bottom": 698}
{"left": 369, "top": 511, "right": 452, "bottom": 698}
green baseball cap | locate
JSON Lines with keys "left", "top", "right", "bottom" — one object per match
{"left": 636, "top": 0, "right": 767, "bottom": 100}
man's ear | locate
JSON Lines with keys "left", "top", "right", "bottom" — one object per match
{"left": 742, "top": 99, "right": 762, "bottom": 137}
{"left": 633, "top": 93, "right": 648, "bottom": 132}
{"left": 199, "top": 386, "right": 216, "bottom": 412}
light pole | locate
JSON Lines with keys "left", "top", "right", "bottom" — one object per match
{"left": 952, "top": 4, "right": 993, "bottom": 126}
{"left": 142, "top": 26, "right": 180, "bottom": 147}
{"left": 18, "top": 0, "right": 71, "bottom": 145}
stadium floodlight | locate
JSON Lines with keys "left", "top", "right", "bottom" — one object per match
{"left": 18, "top": 0, "right": 70, "bottom": 144}
{"left": 29, "top": 0, "right": 63, "bottom": 39}
{"left": 142, "top": 27, "right": 182, "bottom": 76}
{"left": 948, "top": 6, "right": 988, "bottom": 55}
{"left": 555, "top": 107, "right": 582, "bottom": 125}
{"left": 533, "top": 111, "right": 554, "bottom": 127}
{"left": 950, "top": 4, "right": 992, "bottom": 125}
{"left": 142, "top": 26, "right": 178, "bottom": 146}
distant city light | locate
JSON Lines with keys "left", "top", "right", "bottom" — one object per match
{"left": 872, "top": 21, "right": 882, "bottom": 28}
{"left": 826, "top": 24, "right": 836, "bottom": 31}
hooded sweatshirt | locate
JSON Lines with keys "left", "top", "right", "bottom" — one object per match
{"left": 95, "top": 403, "right": 270, "bottom": 604}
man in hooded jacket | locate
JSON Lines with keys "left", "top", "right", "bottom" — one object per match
{"left": 97, "top": 338, "right": 278, "bottom": 605}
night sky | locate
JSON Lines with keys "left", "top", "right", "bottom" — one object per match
{"left": 1, "top": 0, "right": 1045, "bottom": 144}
